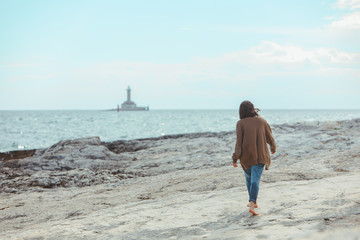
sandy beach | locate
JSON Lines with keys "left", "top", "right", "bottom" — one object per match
{"left": 1, "top": 118, "right": 360, "bottom": 239}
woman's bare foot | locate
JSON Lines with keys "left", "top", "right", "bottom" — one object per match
{"left": 247, "top": 203, "right": 258, "bottom": 208}
{"left": 248, "top": 201, "right": 259, "bottom": 215}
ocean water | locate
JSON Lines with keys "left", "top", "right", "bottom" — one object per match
{"left": 1, "top": 109, "right": 360, "bottom": 152}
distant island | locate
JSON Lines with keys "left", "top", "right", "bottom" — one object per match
{"left": 113, "top": 86, "right": 149, "bottom": 111}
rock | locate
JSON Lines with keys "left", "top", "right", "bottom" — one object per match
{"left": 0, "top": 136, "right": 132, "bottom": 190}
{"left": 0, "top": 149, "right": 36, "bottom": 161}
{"left": 1, "top": 120, "right": 360, "bottom": 193}
{"left": 3, "top": 186, "right": 18, "bottom": 193}
{"left": 0, "top": 119, "right": 360, "bottom": 239}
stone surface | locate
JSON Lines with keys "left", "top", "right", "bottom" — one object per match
{"left": 0, "top": 119, "right": 360, "bottom": 239}
{"left": 0, "top": 149, "right": 35, "bottom": 161}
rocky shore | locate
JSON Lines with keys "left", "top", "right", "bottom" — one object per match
{"left": 1, "top": 119, "right": 360, "bottom": 239}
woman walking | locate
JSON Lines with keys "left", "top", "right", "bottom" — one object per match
{"left": 232, "top": 101, "right": 276, "bottom": 215}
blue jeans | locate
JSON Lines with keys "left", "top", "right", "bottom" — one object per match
{"left": 244, "top": 164, "right": 264, "bottom": 204}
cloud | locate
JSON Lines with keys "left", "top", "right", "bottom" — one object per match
{"left": 0, "top": 63, "right": 47, "bottom": 69}
{"left": 329, "top": 10, "right": 360, "bottom": 29}
{"left": 179, "top": 27, "right": 191, "bottom": 31}
{"left": 328, "top": 0, "right": 360, "bottom": 30}
{"left": 324, "top": 16, "right": 336, "bottom": 20}
{"left": 245, "top": 41, "right": 360, "bottom": 65}
{"left": 2, "top": 42, "right": 359, "bottom": 109}
{"left": 3, "top": 74, "right": 53, "bottom": 82}
{"left": 335, "top": 0, "right": 360, "bottom": 9}
{"left": 74, "top": 42, "right": 360, "bottom": 91}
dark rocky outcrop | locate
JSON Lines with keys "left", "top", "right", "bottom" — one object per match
{"left": 1, "top": 119, "right": 359, "bottom": 194}
{"left": 0, "top": 149, "right": 36, "bottom": 161}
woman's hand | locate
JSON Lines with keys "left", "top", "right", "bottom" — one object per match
{"left": 233, "top": 162, "right": 238, "bottom": 168}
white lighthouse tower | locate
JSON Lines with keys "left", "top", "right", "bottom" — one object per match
{"left": 126, "top": 86, "right": 131, "bottom": 102}
{"left": 118, "top": 86, "right": 149, "bottom": 111}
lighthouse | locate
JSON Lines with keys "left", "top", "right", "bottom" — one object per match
{"left": 127, "top": 86, "right": 131, "bottom": 102}
{"left": 118, "top": 86, "right": 149, "bottom": 111}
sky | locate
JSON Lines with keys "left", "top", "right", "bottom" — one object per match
{"left": 0, "top": 0, "right": 359, "bottom": 110}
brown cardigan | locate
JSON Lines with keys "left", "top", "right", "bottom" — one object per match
{"left": 232, "top": 116, "right": 276, "bottom": 170}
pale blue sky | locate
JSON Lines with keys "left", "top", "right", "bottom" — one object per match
{"left": 1, "top": 0, "right": 359, "bottom": 110}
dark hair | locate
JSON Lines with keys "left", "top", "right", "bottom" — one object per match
{"left": 239, "top": 100, "right": 260, "bottom": 119}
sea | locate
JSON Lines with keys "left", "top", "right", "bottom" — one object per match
{"left": 1, "top": 109, "right": 360, "bottom": 152}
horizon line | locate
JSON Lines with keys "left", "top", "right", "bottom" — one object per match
{"left": 1, "top": 108, "right": 360, "bottom": 111}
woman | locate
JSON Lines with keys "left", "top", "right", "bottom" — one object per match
{"left": 232, "top": 100, "right": 276, "bottom": 215}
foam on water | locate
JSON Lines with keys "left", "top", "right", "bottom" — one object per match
{"left": 1, "top": 109, "right": 360, "bottom": 152}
